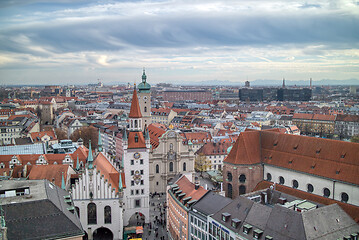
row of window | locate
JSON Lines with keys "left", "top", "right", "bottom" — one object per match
{"left": 131, "top": 189, "right": 145, "bottom": 195}
{"left": 130, "top": 159, "right": 144, "bottom": 165}
{"left": 227, "top": 173, "right": 246, "bottom": 183}
{"left": 155, "top": 162, "right": 187, "bottom": 173}
{"left": 84, "top": 203, "right": 111, "bottom": 225}
{"left": 267, "top": 173, "right": 350, "bottom": 203}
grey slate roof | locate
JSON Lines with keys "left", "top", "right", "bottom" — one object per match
{"left": 1, "top": 179, "right": 84, "bottom": 240}
{"left": 192, "top": 191, "right": 233, "bottom": 216}
{"left": 211, "top": 190, "right": 359, "bottom": 240}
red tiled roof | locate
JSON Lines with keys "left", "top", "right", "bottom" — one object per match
{"left": 175, "top": 175, "right": 208, "bottom": 204}
{"left": 30, "top": 130, "right": 57, "bottom": 142}
{"left": 28, "top": 165, "right": 70, "bottom": 188}
{"left": 94, "top": 152, "right": 125, "bottom": 190}
{"left": 196, "top": 141, "right": 233, "bottom": 156}
{"left": 336, "top": 114, "right": 359, "bottom": 122}
{"left": 224, "top": 131, "right": 261, "bottom": 165}
{"left": 148, "top": 123, "right": 166, "bottom": 149}
{"left": 129, "top": 88, "right": 142, "bottom": 118}
{"left": 127, "top": 131, "right": 146, "bottom": 149}
{"left": 253, "top": 180, "right": 359, "bottom": 223}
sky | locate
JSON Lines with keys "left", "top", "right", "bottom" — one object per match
{"left": 0, "top": 0, "right": 358, "bottom": 86}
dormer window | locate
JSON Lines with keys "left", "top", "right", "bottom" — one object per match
{"left": 231, "top": 218, "right": 241, "bottom": 228}
{"left": 135, "top": 134, "right": 138, "bottom": 143}
{"left": 253, "top": 229, "right": 263, "bottom": 239}
{"left": 341, "top": 153, "right": 346, "bottom": 158}
{"left": 243, "top": 224, "right": 252, "bottom": 234}
{"left": 265, "top": 236, "right": 273, "bottom": 240}
{"left": 316, "top": 149, "right": 321, "bottom": 154}
{"left": 293, "top": 145, "right": 298, "bottom": 150}
{"left": 273, "top": 141, "right": 278, "bottom": 146}
{"left": 222, "top": 212, "right": 231, "bottom": 222}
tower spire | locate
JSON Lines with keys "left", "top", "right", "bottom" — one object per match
{"left": 282, "top": 78, "right": 285, "bottom": 88}
{"left": 142, "top": 67, "right": 146, "bottom": 83}
{"left": 76, "top": 154, "right": 80, "bottom": 171}
{"left": 98, "top": 129, "right": 103, "bottom": 152}
{"left": 87, "top": 140, "right": 93, "bottom": 169}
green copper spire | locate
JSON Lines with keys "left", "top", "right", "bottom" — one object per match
{"left": 76, "top": 154, "right": 80, "bottom": 171}
{"left": 87, "top": 140, "right": 94, "bottom": 169}
{"left": 61, "top": 172, "right": 66, "bottom": 190}
{"left": 119, "top": 172, "right": 123, "bottom": 192}
{"left": 142, "top": 67, "right": 146, "bottom": 83}
{"left": 98, "top": 129, "right": 103, "bottom": 152}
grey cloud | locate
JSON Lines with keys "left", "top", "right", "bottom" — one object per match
{"left": 1, "top": 7, "right": 359, "bottom": 56}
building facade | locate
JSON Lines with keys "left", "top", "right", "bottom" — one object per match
{"left": 137, "top": 68, "right": 152, "bottom": 130}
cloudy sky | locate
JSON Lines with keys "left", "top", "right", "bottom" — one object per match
{"left": 0, "top": 0, "right": 358, "bottom": 85}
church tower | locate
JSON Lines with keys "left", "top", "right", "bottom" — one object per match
{"left": 122, "top": 85, "right": 151, "bottom": 226}
{"left": 137, "top": 68, "right": 151, "bottom": 130}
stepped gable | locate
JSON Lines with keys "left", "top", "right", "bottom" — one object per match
{"left": 127, "top": 131, "right": 146, "bottom": 149}
{"left": 260, "top": 130, "right": 359, "bottom": 185}
{"left": 224, "top": 130, "right": 261, "bottom": 165}
{"left": 254, "top": 180, "right": 359, "bottom": 223}
{"left": 129, "top": 87, "right": 142, "bottom": 118}
{"left": 94, "top": 152, "right": 125, "bottom": 190}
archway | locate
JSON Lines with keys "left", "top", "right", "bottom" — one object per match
{"left": 93, "top": 227, "right": 113, "bottom": 240}
{"left": 128, "top": 211, "right": 146, "bottom": 226}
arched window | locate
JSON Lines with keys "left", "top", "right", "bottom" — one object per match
{"left": 144, "top": 106, "right": 147, "bottom": 112}
{"left": 267, "top": 173, "right": 272, "bottom": 181}
{"left": 170, "top": 143, "right": 173, "bottom": 150}
{"left": 279, "top": 176, "right": 285, "bottom": 185}
{"left": 341, "top": 192, "right": 349, "bottom": 203}
{"left": 307, "top": 184, "right": 314, "bottom": 193}
{"left": 323, "top": 188, "right": 330, "bottom": 197}
{"left": 169, "top": 162, "right": 173, "bottom": 172}
{"left": 75, "top": 206, "right": 80, "bottom": 217}
{"left": 156, "top": 164, "right": 159, "bottom": 174}
{"left": 87, "top": 203, "right": 97, "bottom": 224}
{"left": 227, "top": 172, "right": 232, "bottom": 182}
{"left": 239, "top": 185, "right": 246, "bottom": 195}
{"left": 134, "top": 120, "right": 138, "bottom": 128}
{"left": 104, "top": 206, "right": 111, "bottom": 224}
{"left": 183, "top": 162, "right": 186, "bottom": 171}
{"left": 292, "top": 180, "right": 299, "bottom": 189}
{"left": 227, "top": 183, "right": 233, "bottom": 199}
{"left": 239, "top": 174, "right": 246, "bottom": 183}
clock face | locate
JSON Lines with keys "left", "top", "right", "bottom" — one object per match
{"left": 143, "top": 96, "right": 148, "bottom": 100}
{"left": 134, "top": 152, "right": 141, "bottom": 159}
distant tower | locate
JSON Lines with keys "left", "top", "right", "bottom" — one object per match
{"left": 282, "top": 78, "right": 286, "bottom": 88}
{"left": 310, "top": 78, "right": 313, "bottom": 89}
{"left": 137, "top": 68, "right": 151, "bottom": 130}
{"left": 245, "top": 81, "right": 250, "bottom": 88}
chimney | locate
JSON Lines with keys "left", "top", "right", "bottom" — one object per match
{"left": 195, "top": 182, "right": 200, "bottom": 190}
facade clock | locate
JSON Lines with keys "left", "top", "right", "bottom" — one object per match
{"left": 134, "top": 152, "right": 141, "bottom": 159}
{"left": 132, "top": 170, "right": 142, "bottom": 184}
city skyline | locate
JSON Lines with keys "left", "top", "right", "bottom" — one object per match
{"left": 0, "top": 0, "right": 358, "bottom": 85}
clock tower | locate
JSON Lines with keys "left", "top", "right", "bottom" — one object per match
{"left": 137, "top": 68, "right": 151, "bottom": 130}
{"left": 122, "top": 85, "right": 151, "bottom": 226}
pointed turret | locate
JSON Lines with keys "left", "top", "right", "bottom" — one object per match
{"left": 76, "top": 154, "right": 80, "bottom": 171}
{"left": 123, "top": 128, "right": 127, "bottom": 141}
{"left": 119, "top": 172, "right": 123, "bottom": 192}
{"left": 138, "top": 68, "right": 151, "bottom": 93}
{"left": 98, "top": 129, "right": 103, "bottom": 152}
{"left": 129, "top": 86, "right": 142, "bottom": 119}
{"left": 87, "top": 140, "right": 94, "bottom": 169}
{"left": 282, "top": 78, "right": 286, "bottom": 88}
{"left": 61, "top": 172, "right": 66, "bottom": 190}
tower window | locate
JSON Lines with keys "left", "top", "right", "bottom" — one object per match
{"left": 144, "top": 106, "right": 147, "bottom": 112}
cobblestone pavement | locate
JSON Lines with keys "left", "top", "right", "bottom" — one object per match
{"left": 142, "top": 193, "right": 168, "bottom": 240}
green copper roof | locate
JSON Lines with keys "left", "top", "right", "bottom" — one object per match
{"left": 87, "top": 140, "right": 94, "bottom": 169}
{"left": 138, "top": 68, "right": 151, "bottom": 92}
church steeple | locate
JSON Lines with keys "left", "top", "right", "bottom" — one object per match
{"left": 87, "top": 140, "right": 94, "bottom": 169}
{"left": 128, "top": 85, "right": 142, "bottom": 131}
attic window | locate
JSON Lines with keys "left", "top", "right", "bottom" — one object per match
{"left": 293, "top": 145, "right": 298, "bottom": 150}
{"left": 288, "top": 160, "right": 293, "bottom": 164}
{"left": 316, "top": 149, "right": 321, "bottom": 154}
{"left": 222, "top": 212, "right": 231, "bottom": 222}
{"left": 243, "top": 224, "right": 252, "bottom": 234}
{"left": 336, "top": 170, "right": 340, "bottom": 174}
{"left": 135, "top": 134, "right": 138, "bottom": 143}
{"left": 273, "top": 141, "right": 278, "bottom": 146}
{"left": 265, "top": 236, "right": 273, "bottom": 240}
{"left": 231, "top": 218, "right": 241, "bottom": 228}
{"left": 341, "top": 153, "right": 346, "bottom": 158}
{"left": 253, "top": 229, "right": 263, "bottom": 239}
{"left": 311, "top": 164, "right": 316, "bottom": 169}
